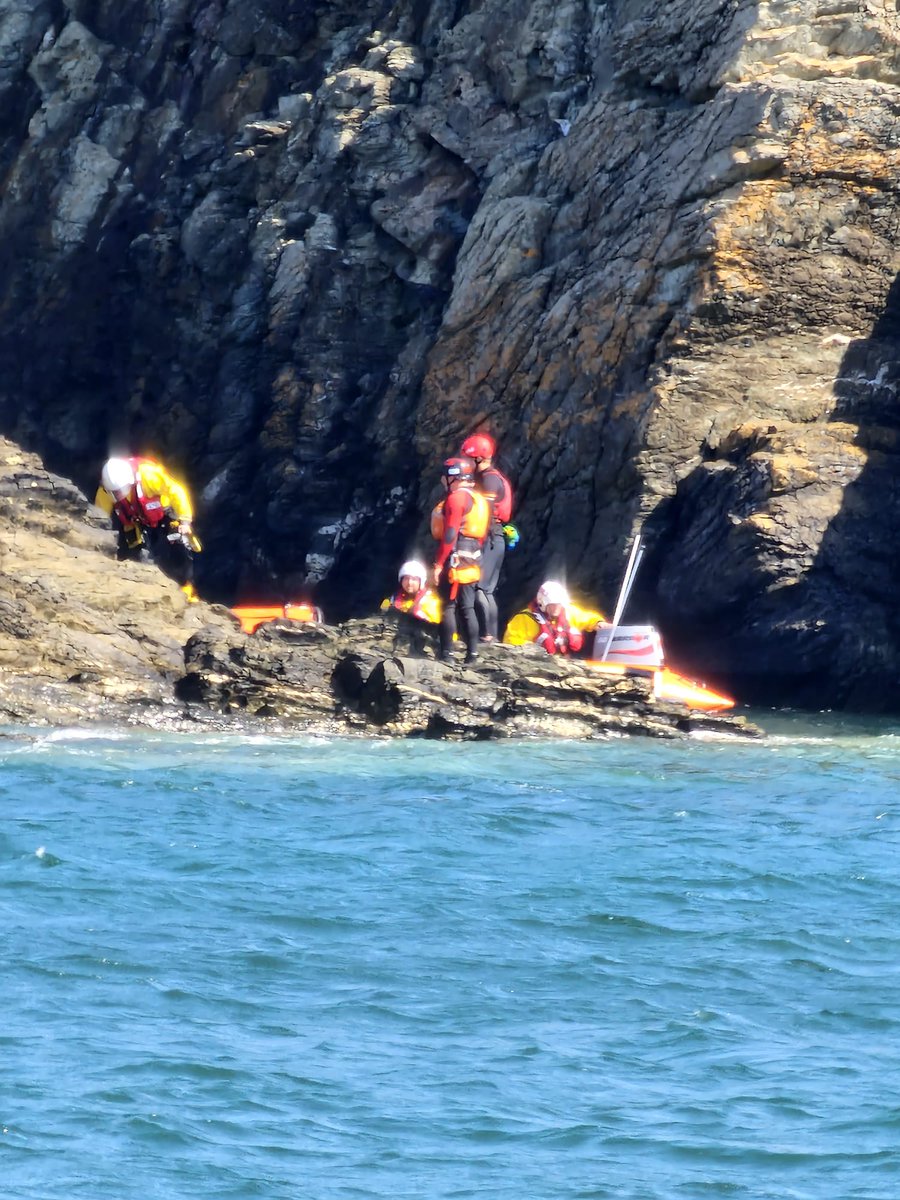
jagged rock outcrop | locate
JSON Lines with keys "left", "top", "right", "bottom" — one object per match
{"left": 0, "top": 437, "right": 757, "bottom": 738}
{"left": 178, "top": 614, "right": 757, "bottom": 739}
{"left": 0, "top": 438, "right": 237, "bottom": 725}
{"left": 1, "top": 1, "right": 900, "bottom": 708}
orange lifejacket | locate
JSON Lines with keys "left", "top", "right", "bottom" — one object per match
{"left": 430, "top": 489, "right": 491, "bottom": 543}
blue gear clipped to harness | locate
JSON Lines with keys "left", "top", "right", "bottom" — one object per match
{"left": 502, "top": 523, "right": 520, "bottom": 550}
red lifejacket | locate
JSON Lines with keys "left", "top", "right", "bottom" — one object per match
{"left": 529, "top": 602, "right": 583, "bottom": 655}
{"left": 114, "top": 458, "right": 168, "bottom": 529}
{"left": 478, "top": 465, "right": 513, "bottom": 524}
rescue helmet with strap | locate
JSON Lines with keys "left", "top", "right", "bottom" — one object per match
{"left": 399, "top": 559, "right": 428, "bottom": 588}
{"left": 442, "top": 455, "right": 475, "bottom": 483}
{"left": 537, "top": 580, "right": 569, "bottom": 609}
{"left": 101, "top": 457, "right": 136, "bottom": 498}
{"left": 461, "top": 433, "right": 495, "bottom": 461}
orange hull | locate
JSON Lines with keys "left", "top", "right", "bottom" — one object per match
{"left": 231, "top": 604, "right": 321, "bottom": 635}
{"left": 585, "top": 661, "right": 735, "bottom": 711}
{"left": 652, "top": 667, "right": 734, "bottom": 711}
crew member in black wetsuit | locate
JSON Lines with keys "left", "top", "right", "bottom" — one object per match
{"left": 430, "top": 456, "right": 491, "bottom": 664}
{"left": 460, "top": 433, "right": 513, "bottom": 643}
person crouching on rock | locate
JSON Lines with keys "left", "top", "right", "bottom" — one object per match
{"left": 502, "top": 580, "right": 605, "bottom": 655}
{"left": 460, "top": 431, "right": 514, "bottom": 644}
{"left": 96, "top": 456, "right": 201, "bottom": 601}
{"left": 430, "top": 456, "right": 491, "bottom": 665}
{"left": 381, "top": 559, "right": 442, "bottom": 624}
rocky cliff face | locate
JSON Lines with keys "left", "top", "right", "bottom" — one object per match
{"left": 2, "top": 0, "right": 900, "bottom": 709}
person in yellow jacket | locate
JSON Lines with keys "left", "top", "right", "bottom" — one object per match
{"left": 503, "top": 580, "right": 605, "bottom": 656}
{"left": 95, "top": 456, "right": 201, "bottom": 600}
{"left": 380, "top": 560, "right": 442, "bottom": 625}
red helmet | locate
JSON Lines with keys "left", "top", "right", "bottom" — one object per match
{"left": 442, "top": 455, "right": 475, "bottom": 481}
{"left": 460, "top": 433, "right": 495, "bottom": 460}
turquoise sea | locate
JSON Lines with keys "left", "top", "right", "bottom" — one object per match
{"left": 2, "top": 716, "right": 900, "bottom": 1199}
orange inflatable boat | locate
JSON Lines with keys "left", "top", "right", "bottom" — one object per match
{"left": 586, "top": 624, "right": 735, "bottom": 711}
{"left": 585, "top": 660, "right": 735, "bottom": 711}
{"left": 231, "top": 603, "right": 323, "bottom": 635}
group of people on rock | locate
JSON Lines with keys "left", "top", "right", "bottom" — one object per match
{"left": 381, "top": 433, "right": 517, "bottom": 664}
{"left": 382, "top": 431, "right": 607, "bottom": 664}
{"left": 97, "top": 438, "right": 606, "bottom": 663}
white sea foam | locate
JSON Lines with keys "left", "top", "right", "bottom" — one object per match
{"left": 41, "top": 727, "right": 131, "bottom": 743}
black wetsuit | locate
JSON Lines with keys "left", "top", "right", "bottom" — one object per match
{"left": 475, "top": 466, "right": 513, "bottom": 641}
{"left": 115, "top": 516, "right": 195, "bottom": 588}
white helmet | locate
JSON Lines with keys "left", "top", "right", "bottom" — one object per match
{"left": 537, "top": 580, "right": 569, "bottom": 609}
{"left": 398, "top": 559, "right": 427, "bottom": 587}
{"left": 101, "top": 457, "right": 136, "bottom": 496}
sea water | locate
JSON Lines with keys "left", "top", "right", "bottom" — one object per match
{"left": 2, "top": 716, "right": 899, "bottom": 1200}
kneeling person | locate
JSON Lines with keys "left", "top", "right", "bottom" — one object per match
{"left": 381, "top": 560, "right": 442, "bottom": 624}
{"left": 503, "top": 580, "right": 605, "bottom": 655}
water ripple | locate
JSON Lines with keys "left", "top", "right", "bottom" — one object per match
{"left": 3, "top": 725, "right": 900, "bottom": 1198}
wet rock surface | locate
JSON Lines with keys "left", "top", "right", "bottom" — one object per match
{"left": 0, "top": 439, "right": 758, "bottom": 739}
{"left": 0, "top": 439, "right": 236, "bottom": 727}
{"left": 179, "top": 614, "right": 759, "bottom": 740}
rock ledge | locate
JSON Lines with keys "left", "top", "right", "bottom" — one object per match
{"left": 0, "top": 439, "right": 759, "bottom": 740}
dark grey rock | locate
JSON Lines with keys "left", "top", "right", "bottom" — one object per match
{"left": 1, "top": 1, "right": 896, "bottom": 710}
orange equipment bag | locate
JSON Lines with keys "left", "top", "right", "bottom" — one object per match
{"left": 448, "top": 563, "right": 481, "bottom": 585}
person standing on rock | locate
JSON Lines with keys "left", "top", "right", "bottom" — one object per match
{"left": 460, "top": 432, "right": 515, "bottom": 644}
{"left": 430, "top": 456, "right": 491, "bottom": 664}
{"left": 95, "top": 456, "right": 201, "bottom": 601}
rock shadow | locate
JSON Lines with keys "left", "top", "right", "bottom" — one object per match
{"left": 803, "top": 273, "right": 900, "bottom": 709}
{"left": 648, "top": 273, "right": 900, "bottom": 712}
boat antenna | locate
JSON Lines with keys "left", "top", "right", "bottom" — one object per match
{"left": 596, "top": 532, "right": 644, "bottom": 662}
